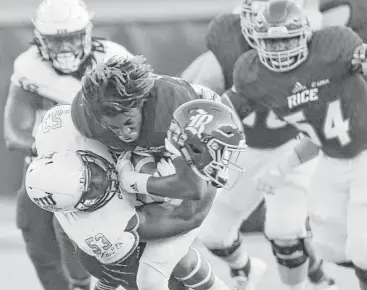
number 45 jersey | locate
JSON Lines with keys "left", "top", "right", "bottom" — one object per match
{"left": 233, "top": 26, "right": 367, "bottom": 159}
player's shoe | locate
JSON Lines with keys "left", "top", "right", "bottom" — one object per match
{"left": 231, "top": 257, "right": 267, "bottom": 290}
{"left": 311, "top": 277, "right": 337, "bottom": 290}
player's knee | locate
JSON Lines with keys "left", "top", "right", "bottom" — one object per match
{"left": 346, "top": 236, "right": 367, "bottom": 269}
{"left": 137, "top": 262, "right": 170, "bottom": 290}
{"left": 208, "top": 233, "right": 243, "bottom": 260}
{"left": 174, "top": 248, "right": 214, "bottom": 290}
{"left": 270, "top": 239, "right": 309, "bottom": 269}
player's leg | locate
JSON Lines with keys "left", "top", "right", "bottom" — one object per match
{"left": 197, "top": 147, "right": 268, "bottom": 290}
{"left": 137, "top": 228, "right": 202, "bottom": 290}
{"left": 173, "top": 247, "right": 229, "bottom": 290}
{"left": 53, "top": 217, "right": 91, "bottom": 290}
{"left": 16, "top": 161, "right": 69, "bottom": 290}
{"left": 345, "top": 151, "right": 367, "bottom": 290}
{"left": 304, "top": 227, "right": 337, "bottom": 289}
{"left": 264, "top": 170, "right": 309, "bottom": 290}
{"left": 307, "top": 154, "right": 350, "bottom": 290}
{"left": 307, "top": 154, "right": 349, "bottom": 263}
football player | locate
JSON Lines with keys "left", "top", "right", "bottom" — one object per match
{"left": 232, "top": 0, "right": 367, "bottom": 289}
{"left": 26, "top": 100, "right": 246, "bottom": 290}
{"left": 2, "top": 0, "right": 133, "bottom": 289}
{"left": 180, "top": 1, "right": 334, "bottom": 290}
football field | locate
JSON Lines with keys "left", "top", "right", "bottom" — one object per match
{"left": 0, "top": 197, "right": 358, "bottom": 290}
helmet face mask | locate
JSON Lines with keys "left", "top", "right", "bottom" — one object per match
{"left": 167, "top": 100, "right": 247, "bottom": 189}
{"left": 240, "top": 0, "right": 269, "bottom": 49}
{"left": 253, "top": 0, "right": 312, "bottom": 72}
{"left": 74, "top": 150, "right": 119, "bottom": 212}
{"left": 33, "top": 0, "right": 93, "bottom": 74}
{"left": 26, "top": 150, "right": 119, "bottom": 213}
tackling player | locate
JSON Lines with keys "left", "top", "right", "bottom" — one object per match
{"left": 3, "top": 0, "right": 133, "bottom": 289}
{"left": 26, "top": 100, "right": 246, "bottom": 290}
{"left": 180, "top": 1, "right": 334, "bottom": 290}
{"left": 232, "top": 0, "right": 367, "bottom": 289}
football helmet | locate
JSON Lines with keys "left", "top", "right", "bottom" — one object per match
{"left": 240, "top": 0, "right": 269, "bottom": 48}
{"left": 166, "top": 99, "right": 247, "bottom": 188}
{"left": 253, "top": 0, "right": 312, "bottom": 72}
{"left": 26, "top": 150, "right": 119, "bottom": 213}
{"left": 33, "top": 0, "right": 93, "bottom": 74}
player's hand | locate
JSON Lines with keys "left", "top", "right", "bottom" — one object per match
{"left": 156, "top": 157, "right": 176, "bottom": 177}
{"left": 116, "top": 151, "right": 134, "bottom": 173}
{"left": 352, "top": 44, "right": 367, "bottom": 63}
{"left": 171, "top": 156, "right": 206, "bottom": 191}
{"left": 352, "top": 44, "right": 367, "bottom": 74}
{"left": 253, "top": 166, "right": 287, "bottom": 195}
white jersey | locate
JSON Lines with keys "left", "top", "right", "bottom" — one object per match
{"left": 35, "top": 105, "right": 140, "bottom": 264}
{"left": 10, "top": 40, "right": 133, "bottom": 136}
{"left": 55, "top": 194, "right": 139, "bottom": 264}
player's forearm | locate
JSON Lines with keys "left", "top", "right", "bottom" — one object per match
{"left": 4, "top": 126, "right": 35, "bottom": 154}
{"left": 137, "top": 186, "right": 216, "bottom": 241}
{"left": 147, "top": 174, "right": 205, "bottom": 200}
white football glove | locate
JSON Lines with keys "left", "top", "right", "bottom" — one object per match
{"left": 156, "top": 157, "right": 176, "bottom": 177}
{"left": 116, "top": 151, "right": 151, "bottom": 195}
{"left": 116, "top": 151, "right": 134, "bottom": 173}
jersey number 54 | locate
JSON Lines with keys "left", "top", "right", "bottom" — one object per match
{"left": 283, "top": 100, "right": 351, "bottom": 147}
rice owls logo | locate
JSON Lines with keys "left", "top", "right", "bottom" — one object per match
{"left": 186, "top": 109, "right": 214, "bottom": 138}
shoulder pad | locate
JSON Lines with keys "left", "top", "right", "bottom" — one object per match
{"left": 97, "top": 40, "right": 134, "bottom": 62}
{"left": 206, "top": 13, "right": 242, "bottom": 53}
{"left": 233, "top": 50, "right": 259, "bottom": 89}
{"left": 11, "top": 46, "right": 81, "bottom": 104}
{"left": 320, "top": 0, "right": 367, "bottom": 43}
{"left": 311, "top": 26, "right": 362, "bottom": 64}
{"left": 36, "top": 104, "right": 113, "bottom": 162}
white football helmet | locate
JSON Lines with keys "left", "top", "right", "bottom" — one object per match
{"left": 33, "top": 0, "right": 93, "bottom": 74}
{"left": 26, "top": 150, "right": 119, "bottom": 213}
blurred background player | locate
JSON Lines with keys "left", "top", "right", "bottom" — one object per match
{"left": 232, "top": 0, "right": 367, "bottom": 289}
{"left": 26, "top": 100, "right": 246, "bottom": 290}
{"left": 2, "top": 0, "right": 133, "bottom": 289}
{"left": 180, "top": 0, "right": 336, "bottom": 290}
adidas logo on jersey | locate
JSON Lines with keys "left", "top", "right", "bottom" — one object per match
{"left": 287, "top": 88, "right": 319, "bottom": 109}
{"left": 292, "top": 82, "right": 307, "bottom": 94}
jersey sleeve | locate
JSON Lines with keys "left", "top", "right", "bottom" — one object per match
{"left": 11, "top": 46, "right": 81, "bottom": 104}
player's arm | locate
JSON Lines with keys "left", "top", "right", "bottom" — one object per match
{"left": 136, "top": 185, "right": 216, "bottom": 241}
{"left": 3, "top": 83, "right": 38, "bottom": 154}
{"left": 146, "top": 157, "right": 208, "bottom": 200}
{"left": 119, "top": 153, "right": 208, "bottom": 200}
{"left": 180, "top": 51, "right": 226, "bottom": 95}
